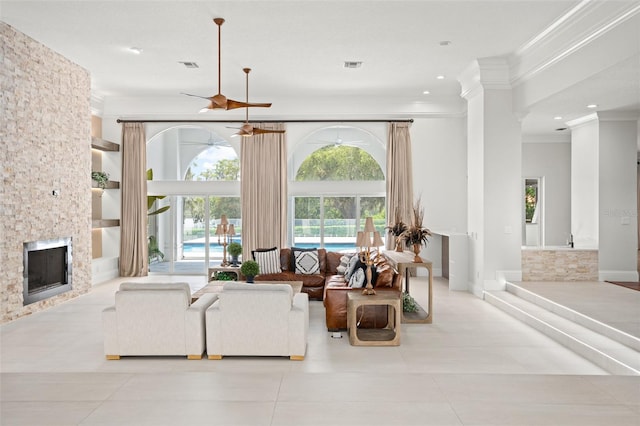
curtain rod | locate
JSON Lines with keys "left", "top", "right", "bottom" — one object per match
{"left": 116, "top": 118, "right": 414, "bottom": 124}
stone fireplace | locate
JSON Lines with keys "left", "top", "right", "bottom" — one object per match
{"left": 23, "top": 237, "right": 73, "bottom": 305}
{"left": 1, "top": 22, "right": 92, "bottom": 322}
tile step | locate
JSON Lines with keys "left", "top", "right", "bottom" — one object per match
{"left": 484, "top": 289, "right": 640, "bottom": 375}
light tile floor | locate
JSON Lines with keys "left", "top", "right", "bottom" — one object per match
{"left": 514, "top": 281, "right": 640, "bottom": 338}
{"left": 1, "top": 276, "right": 639, "bottom": 425}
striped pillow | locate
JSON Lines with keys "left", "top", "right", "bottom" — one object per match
{"left": 252, "top": 248, "right": 281, "bottom": 275}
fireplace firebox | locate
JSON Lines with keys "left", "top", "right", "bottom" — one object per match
{"left": 23, "top": 237, "right": 73, "bottom": 305}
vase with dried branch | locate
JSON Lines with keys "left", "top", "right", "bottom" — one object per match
{"left": 385, "top": 207, "right": 408, "bottom": 252}
{"left": 400, "top": 198, "right": 432, "bottom": 262}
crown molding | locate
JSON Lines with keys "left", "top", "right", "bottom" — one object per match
{"left": 510, "top": 1, "right": 640, "bottom": 87}
{"left": 458, "top": 58, "right": 511, "bottom": 100}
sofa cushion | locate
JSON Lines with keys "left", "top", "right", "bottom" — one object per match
{"left": 336, "top": 254, "right": 351, "bottom": 275}
{"left": 252, "top": 247, "right": 281, "bottom": 274}
{"left": 292, "top": 248, "right": 320, "bottom": 274}
{"left": 348, "top": 267, "right": 366, "bottom": 287}
{"left": 344, "top": 255, "right": 360, "bottom": 280}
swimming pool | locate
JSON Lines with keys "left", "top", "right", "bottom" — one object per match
{"left": 182, "top": 241, "right": 360, "bottom": 255}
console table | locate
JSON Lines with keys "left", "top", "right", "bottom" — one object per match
{"left": 382, "top": 250, "right": 433, "bottom": 324}
{"left": 208, "top": 265, "right": 243, "bottom": 282}
{"left": 347, "top": 292, "right": 401, "bottom": 346}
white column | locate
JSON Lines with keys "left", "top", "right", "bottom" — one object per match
{"left": 567, "top": 111, "right": 639, "bottom": 281}
{"left": 598, "top": 112, "right": 639, "bottom": 281}
{"left": 459, "top": 58, "right": 523, "bottom": 295}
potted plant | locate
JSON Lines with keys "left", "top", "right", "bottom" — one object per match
{"left": 400, "top": 197, "right": 432, "bottom": 262}
{"left": 91, "top": 171, "right": 109, "bottom": 189}
{"left": 227, "top": 242, "right": 242, "bottom": 266}
{"left": 240, "top": 260, "right": 259, "bottom": 283}
{"left": 386, "top": 207, "right": 408, "bottom": 252}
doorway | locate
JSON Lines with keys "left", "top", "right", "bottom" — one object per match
{"left": 523, "top": 177, "right": 543, "bottom": 247}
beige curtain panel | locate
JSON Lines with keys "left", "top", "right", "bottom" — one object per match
{"left": 240, "top": 123, "right": 287, "bottom": 260}
{"left": 119, "top": 122, "right": 148, "bottom": 276}
{"left": 386, "top": 122, "right": 414, "bottom": 250}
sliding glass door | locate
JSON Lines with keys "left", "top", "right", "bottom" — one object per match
{"left": 148, "top": 195, "right": 240, "bottom": 275}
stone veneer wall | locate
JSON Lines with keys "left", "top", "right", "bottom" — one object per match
{"left": 522, "top": 249, "right": 599, "bottom": 281}
{"left": 0, "top": 22, "right": 92, "bottom": 323}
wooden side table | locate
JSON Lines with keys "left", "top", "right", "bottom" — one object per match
{"left": 208, "top": 265, "right": 243, "bottom": 282}
{"left": 382, "top": 250, "right": 433, "bottom": 324}
{"left": 347, "top": 292, "right": 401, "bottom": 346}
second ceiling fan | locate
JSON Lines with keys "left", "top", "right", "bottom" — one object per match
{"left": 232, "top": 68, "right": 285, "bottom": 137}
{"left": 182, "top": 18, "right": 272, "bottom": 112}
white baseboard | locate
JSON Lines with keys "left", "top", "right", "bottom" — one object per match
{"left": 92, "top": 257, "right": 120, "bottom": 285}
{"left": 599, "top": 270, "right": 639, "bottom": 282}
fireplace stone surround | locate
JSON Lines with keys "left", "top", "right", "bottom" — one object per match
{"left": 1, "top": 22, "right": 92, "bottom": 323}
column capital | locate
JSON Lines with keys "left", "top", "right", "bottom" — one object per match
{"left": 458, "top": 57, "right": 512, "bottom": 100}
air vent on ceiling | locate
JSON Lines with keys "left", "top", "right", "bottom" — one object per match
{"left": 344, "top": 61, "right": 362, "bottom": 69}
{"left": 179, "top": 61, "right": 199, "bottom": 69}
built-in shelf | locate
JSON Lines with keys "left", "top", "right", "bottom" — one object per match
{"left": 91, "top": 180, "right": 120, "bottom": 189}
{"left": 91, "top": 136, "right": 120, "bottom": 152}
{"left": 92, "top": 219, "right": 120, "bottom": 228}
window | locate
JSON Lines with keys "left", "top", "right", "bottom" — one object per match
{"left": 146, "top": 125, "right": 241, "bottom": 274}
{"left": 290, "top": 125, "right": 386, "bottom": 250}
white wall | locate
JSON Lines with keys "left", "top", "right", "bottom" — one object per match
{"left": 522, "top": 141, "right": 571, "bottom": 246}
{"left": 570, "top": 117, "right": 599, "bottom": 248}
{"left": 598, "top": 114, "right": 638, "bottom": 281}
{"left": 410, "top": 116, "right": 468, "bottom": 268}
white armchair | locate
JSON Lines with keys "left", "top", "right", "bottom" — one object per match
{"left": 102, "top": 282, "right": 217, "bottom": 360}
{"left": 206, "top": 282, "right": 309, "bottom": 360}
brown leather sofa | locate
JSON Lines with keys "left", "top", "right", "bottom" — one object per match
{"left": 254, "top": 248, "right": 402, "bottom": 330}
{"left": 323, "top": 252, "right": 402, "bottom": 331}
{"left": 254, "top": 248, "right": 335, "bottom": 300}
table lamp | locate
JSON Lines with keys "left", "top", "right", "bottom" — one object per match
{"left": 215, "top": 214, "right": 236, "bottom": 266}
{"left": 357, "top": 217, "right": 384, "bottom": 295}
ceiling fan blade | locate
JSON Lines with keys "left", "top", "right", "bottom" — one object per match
{"left": 225, "top": 99, "right": 272, "bottom": 110}
{"left": 252, "top": 128, "right": 286, "bottom": 135}
{"left": 181, "top": 92, "right": 213, "bottom": 101}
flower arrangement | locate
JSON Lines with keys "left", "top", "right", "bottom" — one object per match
{"left": 400, "top": 197, "right": 431, "bottom": 261}
{"left": 386, "top": 207, "right": 408, "bottom": 237}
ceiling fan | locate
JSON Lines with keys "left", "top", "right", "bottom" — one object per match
{"left": 311, "top": 126, "right": 365, "bottom": 147}
{"left": 182, "top": 18, "right": 272, "bottom": 112}
{"left": 181, "top": 132, "right": 231, "bottom": 149}
{"left": 232, "top": 68, "right": 286, "bottom": 137}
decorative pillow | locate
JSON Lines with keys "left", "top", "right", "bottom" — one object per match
{"left": 292, "top": 248, "right": 320, "bottom": 275}
{"left": 252, "top": 247, "right": 281, "bottom": 274}
{"left": 349, "top": 259, "right": 378, "bottom": 288}
{"left": 336, "top": 255, "right": 352, "bottom": 275}
{"left": 349, "top": 268, "right": 365, "bottom": 288}
{"left": 344, "top": 254, "right": 360, "bottom": 281}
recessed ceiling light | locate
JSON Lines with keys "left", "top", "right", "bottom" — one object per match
{"left": 587, "top": 104, "right": 598, "bottom": 109}
{"left": 128, "top": 47, "right": 143, "bottom": 55}
{"left": 423, "top": 90, "right": 430, "bottom": 95}
{"left": 436, "top": 75, "right": 445, "bottom": 80}
{"left": 344, "top": 61, "right": 362, "bottom": 69}
{"left": 554, "top": 116, "right": 563, "bottom": 120}
{"left": 555, "top": 127, "right": 567, "bottom": 131}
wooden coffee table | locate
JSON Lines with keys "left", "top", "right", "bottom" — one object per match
{"left": 192, "top": 280, "right": 303, "bottom": 301}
